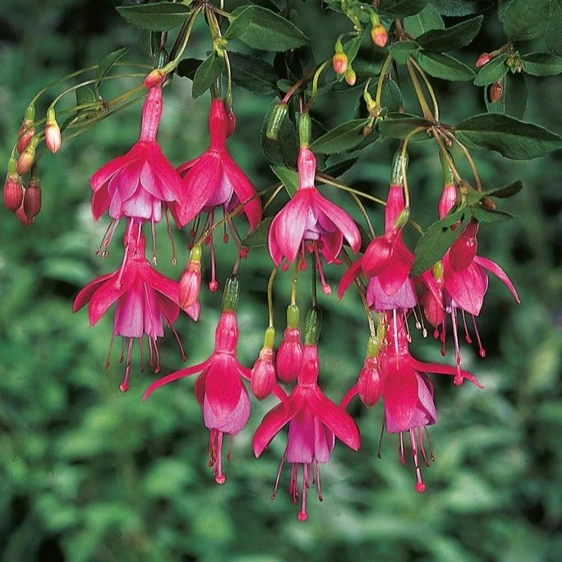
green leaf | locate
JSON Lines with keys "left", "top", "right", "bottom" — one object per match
{"left": 381, "top": 77, "right": 403, "bottom": 113}
{"left": 416, "top": 15, "right": 483, "bottom": 51}
{"left": 322, "top": 157, "right": 360, "bottom": 178}
{"left": 378, "top": 113, "right": 432, "bottom": 140}
{"left": 75, "top": 86, "right": 99, "bottom": 119}
{"left": 486, "top": 179, "right": 523, "bottom": 198}
{"left": 521, "top": 53, "right": 562, "bottom": 76}
{"left": 353, "top": 47, "right": 386, "bottom": 79}
{"left": 473, "top": 54, "right": 509, "bottom": 86}
{"left": 498, "top": 0, "right": 552, "bottom": 41}
{"left": 380, "top": 0, "right": 430, "bottom": 18}
{"left": 415, "top": 51, "right": 475, "bottom": 81}
{"left": 544, "top": 2, "right": 562, "bottom": 55}
{"left": 224, "top": 6, "right": 309, "bottom": 52}
{"left": 389, "top": 41, "right": 420, "bottom": 64}
{"left": 241, "top": 217, "right": 273, "bottom": 248}
{"left": 404, "top": 4, "right": 444, "bottom": 37}
{"left": 261, "top": 100, "right": 298, "bottom": 167}
{"left": 176, "top": 58, "right": 202, "bottom": 80}
{"left": 310, "top": 119, "right": 370, "bottom": 154}
{"left": 470, "top": 205, "right": 514, "bottom": 223}
{"left": 343, "top": 35, "right": 363, "bottom": 63}
{"left": 192, "top": 53, "right": 224, "bottom": 99}
{"left": 412, "top": 205, "right": 467, "bottom": 276}
{"left": 228, "top": 52, "right": 279, "bottom": 95}
{"left": 455, "top": 113, "right": 562, "bottom": 159}
{"left": 485, "top": 72, "right": 527, "bottom": 120}
{"left": 271, "top": 166, "right": 299, "bottom": 197}
{"left": 95, "top": 48, "right": 128, "bottom": 92}
{"left": 115, "top": 3, "right": 191, "bottom": 32}
{"left": 430, "top": 0, "right": 494, "bottom": 16}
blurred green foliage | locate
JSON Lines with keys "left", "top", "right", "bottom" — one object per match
{"left": 1, "top": 1, "right": 562, "bottom": 561}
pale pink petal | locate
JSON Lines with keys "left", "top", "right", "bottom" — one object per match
{"left": 367, "top": 276, "right": 416, "bottom": 311}
{"left": 313, "top": 193, "right": 361, "bottom": 253}
{"left": 203, "top": 386, "right": 250, "bottom": 435}
{"left": 314, "top": 417, "right": 335, "bottom": 463}
{"left": 286, "top": 408, "right": 315, "bottom": 464}
{"left": 114, "top": 284, "right": 146, "bottom": 338}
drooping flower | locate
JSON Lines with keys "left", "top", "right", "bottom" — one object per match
{"left": 90, "top": 86, "right": 184, "bottom": 257}
{"left": 276, "top": 304, "right": 304, "bottom": 383}
{"left": 268, "top": 147, "right": 361, "bottom": 293}
{"left": 253, "top": 308, "right": 360, "bottom": 521}
{"left": 73, "top": 224, "right": 196, "bottom": 392}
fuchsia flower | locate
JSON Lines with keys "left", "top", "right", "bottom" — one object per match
{"left": 268, "top": 147, "right": 361, "bottom": 293}
{"left": 90, "top": 86, "right": 184, "bottom": 255}
{"left": 253, "top": 309, "right": 360, "bottom": 522}
{"left": 421, "top": 184, "right": 520, "bottom": 379}
{"left": 73, "top": 224, "right": 196, "bottom": 392}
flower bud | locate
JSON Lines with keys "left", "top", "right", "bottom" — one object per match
{"left": 179, "top": 246, "right": 202, "bottom": 309}
{"left": 449, "top": 222, "right": 478, "bottom": 272}
{"left": 481, "top": 196, "right": 496, "bottom": 210}
{"left": 371, "top": 24, "right": 388, "bottom": 48}
{"left": 358, "top": 356, "right": 383, "bottom": 407}
{"left": 438, "top": 184, "right": 458, "bottom": 219}
{"left": 45, "top": 108, "right": 62, "bottom": 154}
{"left": 345, "top": 68, "right": 357, "bottom": 86}
{"left": 251, "top": 346, "right": 276, "bottom": 400}
{"left": 15, "top": 203, "right": 32, "bottom": 227}
{"left": 298, "top": 112, "right": 311, "bottom": 148}
{"left": 143, "top": 69, "right": 167, "bottom": 89}
{"left": 332, "top": 52, "right": 348, "bottom": 75}
{"left": 476, "top": 52, "right": 491, "bottom": 68}
{"left": 17, "top": 104, "right": 36, "bottom": 154}
{"left": 16, "top": 137, "right": 39, "bottom": 176}
{"left": 489, "top": 80, "right": 503, "bottom": 103}
{"left": 276, "top": 328, "right": 303, "bottom": 383}
{"left": 3, "top": 159, "right": 24, "bottom": 212}
{"left": 303, "top": 306, "right": 322, "bottom": 346}
{"left": 226, "top": 109, "right": 236, "bottom": 137}
{"left": 23, "top": 170, "right": 41, "bottom": 220}
{"left": 222, "top": 274, "right": 240, "bottom": 312}
{"left": 266, "top": 102, "right": 288, "bottom": 141}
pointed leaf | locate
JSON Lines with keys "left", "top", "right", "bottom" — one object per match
{"left": 176, "top": 57, "right": 203, "bottom": 80}
{"left": 271, "top": 166, "right": 299, "bottom": 197}
{"left": 322, "top": 157, "right": 360, "bottom": 178}
{"left": 381, "top": 77, "right": 403, "bottom": 112}
{"left": 521, "top": 53, "right": 562, "bottom": 76}
{"left": 380, "top": 0, "right": 430, "bottom": 18}
{"left": 404, "top": 4, "right": 444, "bottom": 37}
{"left": 485, "top": 72, "right": 527, "bottom": 119}
{"left": 416, "top": 51, "right": 475, "bottom": 81}
{"left": 116, "top": 3, "right": 191, "bottom": 32}
{"left": 95, "top": 48, "right": 129, "bottom": 93}
{"left": 486, "top": 179, "right": 523, "bottom": 199}
{"left": 192, "top": 52, "right": 224, "bottom": 99}
{"left": 455, "top": 113, "right": 562, "bottom": 160}
{"left": 378, "top": 113, "right": 432, "bottom": 140}
{"left": 228, "top": 51, "right": 279, "bottom": 94}
{"left": 473, "top": 54, "right": 509, "bottom": 86}
{"left": 498, "top": 0, "right": 552, "bottom": 41}
{"left": 470, "top": 206, "right": 514, "bottom": 223}
{"left": 416, "top": 15, "right": 483, "bottom": 51}
{"left": 389, "top": 40, "right": 420, "bottom": 64}
{"left": 310, "top": 119, "right": 370, "bottom": 154}
{"left": 241, "top": 217, "right": 273, "bottom": 248}
{"left": 430, "top": 0, "right": 494, "bottom": 16}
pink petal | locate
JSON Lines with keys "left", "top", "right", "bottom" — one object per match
{"left": 145, "top": 144, "right": 184, "bottom": 202}
{"left": 338, "top": 257, "right": 363, "bottom": 300}
{"left": 108, "top": 157, "right": 143, "bottom": 201}
{"left": 367, "top": 276, "right": 417, "bottom": 311}
{"left": 141, "top": 359, "right": 209, "bottom": 401}
{"left": 474, "top": 256, "right": 520, "bottom": 303}
{"left": 140, "top": 262, "right": 179, "bottom": 304}
{"left": 91, "top": 185, "right": 111, "bottom": 221}
{"left": 444, "top": 257, "right": 486, "bottom": 316}
{"left": 319, "top": 230, "right": 344, "bottom": 264}
{"left": 156, "top": 293, "right": 180, "bottom": 326}
{"left": 286, "top": 408, "right": 315, "bottom": 464}
{"left": 177, "top": 155, "right": 201, "bottom": 177}
{"left": 203, "top": 356, "right": 243, "bottom": 423}
{"left": 314, "top": 417, "right": 335, "bottom": 463}
{"left": 378, "top": 239, "right": 414, "bottom": 295}
{"left": 90, "top": 149, "right": 137, "bottom": 192}
{"left": 203, "top": 386, "right": 251, "bottom": 435}
{"left": 383, "top": 363, "right": 418, "bottom": 433}
{"left": 410, "top": 358, "right": 483, "bottom": 388}
{"left": 72, "top": 271, "right": 116, "bottom": 313}
{"left": 252, "top": 402, "right": 293, "bottom": 457}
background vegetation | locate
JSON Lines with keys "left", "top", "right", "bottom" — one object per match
{"left": 1, "top": 1, "right": 561, "bottom": 561}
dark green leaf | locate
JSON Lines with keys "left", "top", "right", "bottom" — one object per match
{"left": 116, "top": 3, "right": 191, "bottom": 32}
{"left": 228, "top": 52, "right": 279, "bottom": 95}
{"left": 486, "top": 179, "right": 523, "bottom": 198}
{"left": 261, "top": 100, "right": 298, "bottom": 167}
{"left": 95, "top": 48, "right": 128, "bottom": 92}
{"left": 485, "top": 72, "right": 527, "bottom": 120}
{"left": 224, "top": 6, "right": 309, "bottom": 52}
{"left": 380, "top": 0, "right": 430, "bottom": 18}
{"left": 412, "top": 205, "right": 467, "bottom": 276}
{"left": 241, "top": 217, "right": 273, "bottom": 248}
{"left": 75, "top": 86, "right": 99, "bottom": 119}
{"left": 430, "top": 0, "right": 495, "bottom": 16}
{"left": 544, "top": 2, "right": 562, "bottom": 54}
{"left": 343, "top": 35, "right": 363, "bottom": 63}
{"left": 381, "top": 77, "right": 403, "bottom": 113}
{"left": 498, "top": 0, "right": 552, "bottom": 41}
{"left": 378, "top": 113, "right": 432, "bottom": 140}
{"left": 353, "top": 47, "right": 386, "bottom": 78}
{"left": 192, "top": 53, "right": 224, "bottom": 99}
{"left": 404, "top": 4, "right": 444, "bottom": 37}
{"left": 389, "top": 41, "right": 420, "bottom": 64}
{"left": 521, "top": 53, "right": 562, "bottom": 76}
{"left": 416, "top": 51, "right": 475, "bottom": 81}
{"left": 271, "top": 166, "right": 299, "bottom": 197}
{"left": 470, "top": 205, "right": 514, "bottom": 223}
{"left": 455, "top": 113, "right": 562, "bottom": 159}
{"left": 322, "top": 157, "right": 360, "bottom": 178}
{"left": 311, "top": 119, "right": 370, "bottom": 154}
{"left": 416, "top": 15, "right": 483, "bottom": 52}
{"left": 473, "top": 54, "right": 508, "bottom": 86}
{"left": 176, "top": 58, "right": 203, "bottom": 80}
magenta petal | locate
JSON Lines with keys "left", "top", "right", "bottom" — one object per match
{"left": 383, "top": 364, "right": 418, "bottom": 433}
{"left": 72, "top": 272, "right": 116, "bottom": 313}
{"left": 444, "top": 258, "right": 486, "bottom": 316}
{"left": 140, "top": 262, "right": 179, "bottom": 303}
{"left": 320, "top": 230, "right": 344, "bottom": 264}
{"left": 222, "top": 154, "right": 262, "bottom": 230}
{"left": 378, "top": 240, "right": 414, "bottom": 295}
{"left": 203, "top": 386, "right": 250, "bottom": 435}
{"left": 286, "top": 408, "right": 315, "bottom": 464}
{"left": 313, "top": 193, "right": 361, "bottom": 253}
{"left": 90, "top": 150, "right": 136, "bottom": 192}
{"left": 252, "top": 402, "right": 293, "bottom": 457}
{"left": 203, "top": 357, "right": 243, "bottom": 422}
{"left": 87, "top": 274, "right": 132, "bottom": 326}
{"left": 145, "top": 144, "right": 184, "bottom": 202}
{"left": 474, "top": 256, "right": 520, "bottom": 303}
{"left": 310, "top": 388, "right": 361, "bottom": 451}
{"left": 141, "top": 360, "right": 209, "bottom": 401}
{"left": 410, "top": 358, "right": 483, "bottom": 388}
{"left": 156, "top": 293, "right": 180, "bottom": 326}
{"left": 177, "top": 155, "right": 202, "bottom": 177}
{"left": 338, "top": 258, "right": 363, "bottom": 300}
{"left": 91, "top": 186, "right": 111, "bottom": 221}
{"left": 314, "top": 417, "right": 335, "bottom": 463}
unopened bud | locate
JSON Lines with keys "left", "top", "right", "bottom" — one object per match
{"left": 489, "top": 80, "right": 503, "bottom": 103}
{"left": 481, "top": 196, "right": 496, "bottom": 210}
{"left": 266, "top": 102, "right": 288, "bottom": 141}
{"left": 143, "top": 69, "right": 167, "bottom": 89}
{"left": 222, "top": 274, "right": 240, "bottom": 312}
{"left": 251, "top": 346, "right": 276, "bottom": 400}
{"left": 16, "top": 137, "right": 39, "bottom": 176}
{"left": 23, "top": 169, "right": 41, "bottom": 220}
{"left": 298, "top": 112, "right": 311, "bottom": 148}
{"left": 226, "top": 110, "right": 236, "bottom": 137}
{"left": 303, "top": 306, "right": 322, "bottom": 346}
{"left": 363, "top": 124, "right": 373, "bottom": 136}
{"left": 17, "top": 104, "right": 36, "bottom": 154}
{"left": 358, "top": 356, "right": 383, "bottom": 407}
{"left": 371, "top": 24, "right": 388, "bottom": 48}
{"left": 476, "top": 52, "right": 491, "bottom": 68}
{"left": 179, "top": 251, "right": 202, "bottom": 309}
{"left": 15, "top": 204, "right": 32, "bottom": 227}
{"left": 332, "top": 52, "right": 348, "bottom": 75}
{"left": 276, "top": 328, "right": 303, "bottom": 383}
{"left": 345, "top": 68, "right": 357, "bottom": 86}
{"left": 45, "top": 108, "right": 62, "bottom": 154}
{"left": 3, "top": 159, "right": 24, "bottom": 212}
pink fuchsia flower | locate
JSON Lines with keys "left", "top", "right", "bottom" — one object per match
{"left": 253, "top": 308, "right": 360, "bottom": 521}
{"left": 172, "top": 99, "right": 262, "bottom": 290}
{"left": 73, "top": 225, "right": 196, "bottom": 392}
{"left": 90, "top": 86, "right": 184, "bottom": 257}
{"left": 268, "top": 147, "right": 361, "bottom": 294}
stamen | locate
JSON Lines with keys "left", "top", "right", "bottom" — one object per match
{"left": 450, "top": 307, "right": 464, "bottom": 385}
{"left": 424, "top": 427, "right": 436, "bottom": 462}
{"left": 164, "top": 208, "right": 177, "bottom": 265}
{"left": 119, "top": 338, "right": 134, "bottom": 392}
{"left": 316, "top": 462, "right": 323, "bottom": 502}
{"left": 208, "top": 212, "right": 219, "bottom": 292}
{"left": 213, "top": 431, "right": 226, "bottom": 484}
{"left": 313, "top": 242, "right": 331, "bottom": 295}
{"left": 471, "top": 315, "right": 486, "bottom": 358}
{"left": 417, "top": 427, "right": 430, "bottom": 467}
{"left": 377, "top": 417, "right": 385, "bottom": 459}
{"left": 105, "top": 333, "right": 116, "bottom": 369}
{"left": 461, "top": 310, "right": 473, "bottom": 344}
{"left": 272, "top": 454, "right": 286, "bottom": 500}
{"left": 96, "top": 219, "right": 119, "bottom": 258}
{"left": 409, "top": 429, "right": 426, "bottom": 493}
{"left": 399, "top": 432, "right": 405, "bottom": 464}
{"left": 297, "top": 464, "right": 309, "bottom": 522}
{"left": 151, "top": 216, "right": 157, "bottom": 266}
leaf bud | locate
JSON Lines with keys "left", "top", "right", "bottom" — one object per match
{"left": 371, "top": 24, "right": 388, "bottom": 48}
{"left": 222, "top": 274, "right": 240, "bottom": 312}
{"left": 266, "top": 102, "right": 288, "bottom": 140}
{"left": 45, "top": 107, "right": 62, "bottom": 154}
{"left": 481, "top": 196, "right": 496, "bottom": 210}
{"left": 475, "top": 52, "right": 491, "bottom": 68}
{"left": 489, "top": 80, "right": 503, "bottom": 103}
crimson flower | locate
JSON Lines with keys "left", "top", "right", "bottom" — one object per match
{"left": 90, "top": 87, "right": 184, "bottom": 255}
{"left": 73, "top": 225, "right": 196, "bottom": 392}
{"left": 268, "top": 147, "right": 361, "bottom": 293}
{"left": 253, "top": 343, "right": 360, "bottom": 521}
